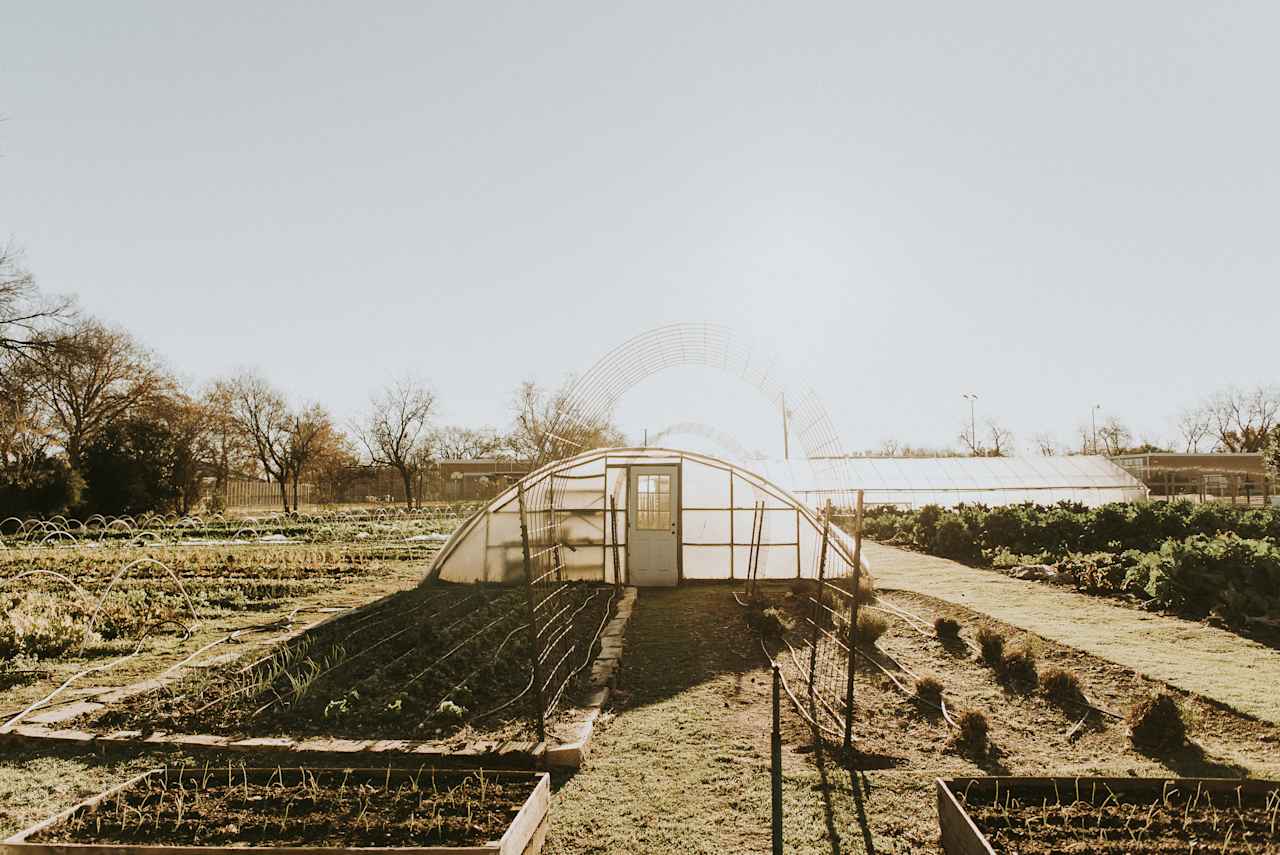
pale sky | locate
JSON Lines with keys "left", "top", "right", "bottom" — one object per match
{"left": 4, "top": 2, "right": 1277, "bottom": 458}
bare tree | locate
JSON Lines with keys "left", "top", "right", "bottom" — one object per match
{"left": 508, "top": 379, "right": 625, "bottom": 462}
{"left": 1174, "top": 406, "right": 1212, "bottom": 454}
{"left": 22, "top": 320, "right": 166, "bottom": 467}
{"left": 958, "top": 417, "right": 1014, "bottom": 456}
{"left": 356, "top": 377, "right": 437, "bottom": 509}
{"left": 1031, "top": 432, "right": 1060, "bottom": 456}
{"left": 287, "top": 403, "right": 335, "bottom": 511}
{"left": 224, "top": 370, "right": 293, "bottom": 512}
{"left": 432, "top": 425, "right": 505, "bottom": 460}
{"left": 1265, "top": 430, "right": 1280, "bottom": 489}
{"left": 984, "top": 419, "right": 1015, "bottom": 457}
{"left": 1096, "top": 416, "right": 1134, "bottom": 456}
{"left": 308, "top": 431, "right": 361, "bottom": 505}
{"left": 0, "top": 242, "right": 73, "bottom": 362}
{"left": 1203, "top": 385, "right": 1280, "bottom": 452}
{"left": 0, "top": 378, "right": 55, "bottom": 477}
{"left": 197, "top": 380, "right": 255, "bottom": 509}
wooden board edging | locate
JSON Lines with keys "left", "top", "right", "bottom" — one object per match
{"left": 2, "top": 767, "right": 551, "bottom": 855}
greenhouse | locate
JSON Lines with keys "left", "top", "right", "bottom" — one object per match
{"left": 757, "top": 454, "right": 1149, "bottom": 510}
{"left": 428, "top": 447, "right": 864, "bottom": 587}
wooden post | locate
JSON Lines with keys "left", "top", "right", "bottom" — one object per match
{"left": 771, "top": 664, "right": 784, "bottom": 855}
{"left": 610, "top": 497, "right": 622, "bottom": 596}
{"left": 842, "top": 490, "right": 864, "bottom": 756}
{"left": 516, "top": 482, "right": 546, "bottom": 744}
{"left": 808, "top": 503, "right": 830, "bottom": 716}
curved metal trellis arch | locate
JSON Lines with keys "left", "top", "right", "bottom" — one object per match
{"left": 540, "top": 322, "right": 853, "bottom": 506}
{"left": 649, "top": 421, "right": 761, "bottom": 464}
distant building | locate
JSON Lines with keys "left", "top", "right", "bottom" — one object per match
{"left": 436, "top": 458, "right": 534, "bottom": 500}
{"left": 1110, "top": 452, "right": 1272, "bottom": 504}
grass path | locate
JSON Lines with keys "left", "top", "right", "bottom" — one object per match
{"left": 543, "top": 586, "right": 916, "bottom": 854}
{"left": 861, "top": 540, "right": 1280, "bottom": 725}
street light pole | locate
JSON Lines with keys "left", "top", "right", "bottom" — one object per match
{"left": 1092, "top": 404, "right": 1101, "bottom": 455}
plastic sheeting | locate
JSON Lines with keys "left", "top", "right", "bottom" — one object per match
{"left": 758, "top": 455, "right": 1148, "bottom": 509}
{"left": 428, "top": 447, "right": 863, "bottom": 585}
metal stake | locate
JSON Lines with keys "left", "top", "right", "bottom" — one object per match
{"left": 516, "top": 482, "right": 546, "bottom": 744}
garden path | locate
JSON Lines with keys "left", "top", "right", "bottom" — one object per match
{"left": 862, "top": 540, "right": 1280, "bottom": 725}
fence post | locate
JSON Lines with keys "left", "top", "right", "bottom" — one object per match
{"left": 842, "top": 489, "right": 864, "bottom": 756}
{"left": 808, "top": 504, "right": 830, "bottom": 716}
{"left": 771, "top": 663, "right": 784, "bottom": 855}
{"left": 610, "top": 497, "right": 622, "bottom": 596}
{"left": 516, "top": 482, "right": 547, "bottom": 744}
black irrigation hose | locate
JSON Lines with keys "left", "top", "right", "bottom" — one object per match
{"left": 759, "top": 636, "right": 846, "bottom": 744}
{"left": 438, "top": 621, "right": 532, "bottom": 704}
{"left": 469, "top": 588, "right": 609, "bottom": 725}
{"left": 779, "top": 634, "right": 855, "bottom": 733}
{"left": 545, "top": 588, "right": 617, "bottom": 717}
{"left": 403, "top": 605, "right": 529, "bottom": 688}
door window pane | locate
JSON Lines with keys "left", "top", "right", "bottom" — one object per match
{"left": 636, "top": 474, "right": 671, "bottom": 530}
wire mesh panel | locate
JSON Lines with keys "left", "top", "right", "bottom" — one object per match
{"left": 514, "top": 473, "right": 613, "bottom": 741}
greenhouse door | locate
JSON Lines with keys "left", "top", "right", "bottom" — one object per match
{"left": 628, "top": 465, "right": 679, "bottom": 586}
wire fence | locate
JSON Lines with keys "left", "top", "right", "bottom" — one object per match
{"left": 745, "top": 493, "right": 867, "bottom": 754}
{"left": 515, "top": 476, "right": 615, "bottom": 742}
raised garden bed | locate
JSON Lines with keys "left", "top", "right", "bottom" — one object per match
{"left": 3, "top": 766, "right": 549, "bottom": 855}
{"left": 937, "top": 776, "right": 1280, "bottom": 854}
{"left": 85, "top": 583, "right": 614, "bottom": 742}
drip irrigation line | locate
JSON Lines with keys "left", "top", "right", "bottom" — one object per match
{"left": 779, "top": 635, "right": 854, "bottom": 733}
{"left": 544, "top": 588, "right": 618, "bottom": 717}
{"left": 468, "top": 587, "right": 611, "bottom": 726}
{"left": 207, "top": 591, "right": 480, "bottom": 715}
{"left": 759, "top": 637, "right": 847, "bottom": 744}
{"left": 404, "top": 605, "right": 528, "bottom": 688}
{"left": 1, "top": 619, "right": 184, "bottom": 733}
{"left": 438, "top": 621, "right": 532, "bottom": 704}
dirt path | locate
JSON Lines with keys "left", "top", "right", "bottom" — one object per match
{"left": 861, "top": 541, "right": 1280, "bottom": 725}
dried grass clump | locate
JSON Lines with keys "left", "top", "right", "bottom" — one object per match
{"left": 854, "top": 575, "right": 877, "bottom": 606}
{"left": 855, "top": 610, "right": 889, "bottom": 647}
{"left": 914, "top": 675, "right": 943, "bottom": 705}
{"left": 974, "top": 624, "right": 1005, "bottom": 667}
{"left": 1127, "top": 693, "right": 1186, "bottom": 752}
{"left": 832, "top": 574, "right": 877, "bottom": 605}
{"left": 748, "top": 606, "right": 794, "bottom": 640}
{"left": 1040, "top": 666, "right": 1083, "bottom": 704}
{"left": 999, "top": 641, "right": 1039, "bottom": 686}
{"left": 933, "top": 616, "right": 961, "bottom": 640}
{"left": 953, "top": 709, "right": 989, "bottom": 755}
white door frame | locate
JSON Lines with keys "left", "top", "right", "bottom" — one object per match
{"left": 626, "top": 464, "right": 681, "bottom": 586}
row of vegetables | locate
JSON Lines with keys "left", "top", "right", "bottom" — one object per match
{"left": 858, "top": 501, "right": 1280, "bottom": 626}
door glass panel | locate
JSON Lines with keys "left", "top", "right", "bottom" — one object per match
{"left": 636, "top": 474, "right": 671, "bottom": 530}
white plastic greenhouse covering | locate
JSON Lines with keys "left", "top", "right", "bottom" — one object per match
{"left": 756, "top": 455, "right": 1148, "bottom": 510}
{"left": 428, "top": 447, "right": 865, "bottom": 585}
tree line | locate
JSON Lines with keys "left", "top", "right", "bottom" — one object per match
{"left": 864, "top": 385, "right": 1279, "bottom": 465}
{"left": 0, "top": 247, "right": 621, "bottom": 518}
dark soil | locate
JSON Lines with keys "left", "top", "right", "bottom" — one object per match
{"left": 29, "top": 766, "right": 538, "bottom": 848}
{"left": 952, "top": 779, "right": 1280, "bottom": 853}
{"left": 89, "top": 581, "right": 615, "bottom": 741}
